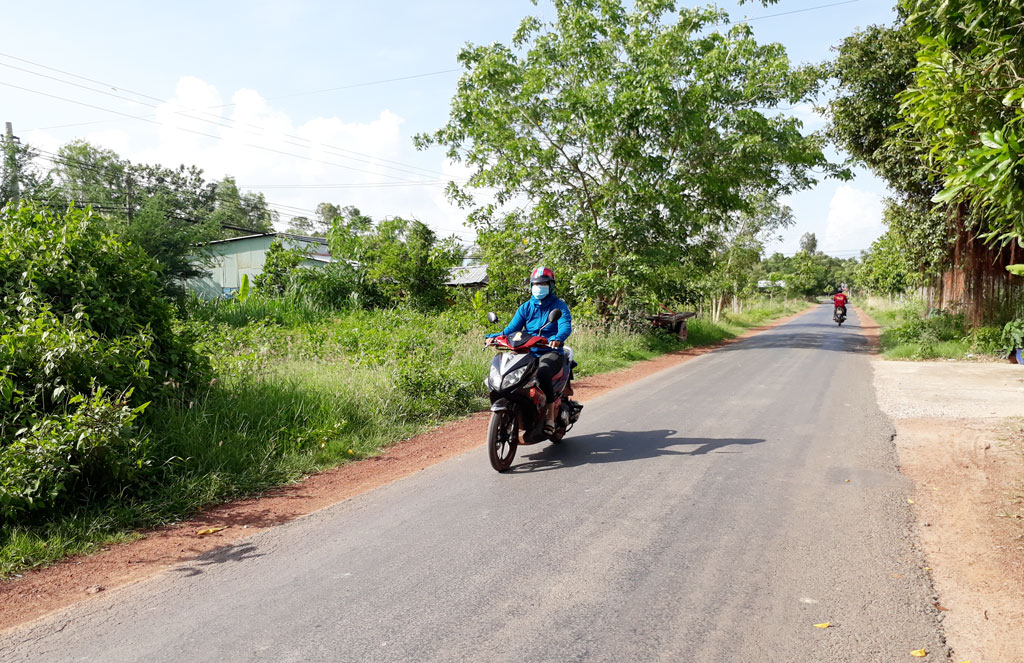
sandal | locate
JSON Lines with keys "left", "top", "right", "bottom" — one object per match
{"left": 543, "top": 421, "right": 556, "bottom": 436}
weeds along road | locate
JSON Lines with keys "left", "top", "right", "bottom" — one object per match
{"left": 2, "top": 306, "right": 946, "bottom": 663}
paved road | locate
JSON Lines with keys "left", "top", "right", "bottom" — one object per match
{"left": 1, "top": 305, "right": 946, "bottom": 662}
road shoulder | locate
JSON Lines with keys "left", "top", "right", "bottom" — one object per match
{"left": 873, "top": 358, "right": 1024, "bottom": 663}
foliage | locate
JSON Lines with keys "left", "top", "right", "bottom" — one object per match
{"left": 899, "top": 0, "right": 1024, "bottom": 247}
{"left": 1000, "top": 318, "right": 1024, "bottom": 355}
{"left": 328, "top": 214, "right": 463, "bottom": 310}
{"left": 418, "top": 0, "right": 837, "bottom": 316}
{"left": 0, "top": 391, "right": 149, "bottom": 521}
{"left": 827, "top": 20, "right": 952, "bottom": 288}
{"left": 253, "top": 240, "right": 309, "bottom": 295}
{"left": 756, "top": 250, "right": 853, "bottom": 298}
{"left": 2, "top": 135, "right": 51, "bottom": 207}
{"left": 0, "top": 204, "right": 207, "bottom": 519}
{"left": 859, "top": 229, "right": 914, "bottom": 295}
{"left": 208, "top": 176, "right": 276, "bottom": 233}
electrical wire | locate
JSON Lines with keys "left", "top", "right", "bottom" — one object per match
{"left": 3, "top": 79, "right": 448, "bottom": 183}
{"left": 4, "top": 51, "right": 458, "bottom": 179}
{"left": 739, "top": 0, "right": 862, "bottom": 23}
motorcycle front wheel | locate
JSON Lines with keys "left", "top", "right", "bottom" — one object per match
{"left": 488, "top": 410, "right": 518, "bottom": 472}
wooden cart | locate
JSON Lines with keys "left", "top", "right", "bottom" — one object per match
{"left": 643, "top": 311, "right": 697, "bottom": 341}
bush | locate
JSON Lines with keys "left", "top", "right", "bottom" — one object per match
{"left": 0, "top": 391, "right": 149, "bottom": 521}
{"left": 0, "top": 204, "right": 207, "bottom": 520}
{"left": 968, "top": 326, "right": 1004, "bottom": 354}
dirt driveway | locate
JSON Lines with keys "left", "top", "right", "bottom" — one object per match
{"left": 873, "top": 360, "right": 1024, "bottom": 663}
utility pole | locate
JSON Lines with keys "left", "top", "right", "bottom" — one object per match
{"left": 3, "top": 122, "right": 20, "bottom": 206}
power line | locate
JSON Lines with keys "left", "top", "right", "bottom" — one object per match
{"left": 740, "top": 0, "right": 861, "bottom": 23}
{"left": 3, "top": 71, "right": 445, "bottom": 181}
{"left": 1, "top": 79, "right": 441, "bottom": 182}
{"left": 4, "top": 51, "right": 458, "bottom": 179}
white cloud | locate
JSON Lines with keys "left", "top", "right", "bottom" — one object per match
{"left": 820, "top": 184, "right": 885, "bottom": 255}
{"left": 789, "top": 102, "right": 826, "bottom": 131}
{"left": 30, "top": 75, "right": 472, "bottom": 240}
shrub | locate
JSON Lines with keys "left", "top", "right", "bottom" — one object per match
{"left": 1000, "top": 318, "right": 1024, "bottom": 357}
{"left": 0, "top": 391, "right": 149, "bottom": 521}
{"left": 0, "top": 203, "right": 207, "bottom": 519}
{"left": 968, "top": 326, "right": 1004, "bottom": 354}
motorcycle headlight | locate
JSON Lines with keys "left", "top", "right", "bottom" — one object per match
{"left": 501, "top": 365, "right": 530, "bottom": 391}
{"left": 488, "top": 363, "right": 502, "bottom": 390}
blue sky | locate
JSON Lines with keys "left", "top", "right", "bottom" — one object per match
{"left": 2, "top": 0, "right": 898, "bottom": 256}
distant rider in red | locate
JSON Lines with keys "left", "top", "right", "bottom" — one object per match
{"left": 833, "top": 290, "right": 848, "bottom": 317}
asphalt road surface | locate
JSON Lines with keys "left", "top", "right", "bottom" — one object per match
{"left": 1, "top": 305, "right": 946, "bottom": 662}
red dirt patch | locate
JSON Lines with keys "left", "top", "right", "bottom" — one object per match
{"left": 853, "top": 305, "right": 881, "bottom": 353}
{"left": 0, "top": 306, "right": 812, "bottom": 632}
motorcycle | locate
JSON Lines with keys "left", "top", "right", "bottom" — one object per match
{"left": 483, "top": 309, "right": 584, "bottom": 472}
{"left": 834, "top": 305, "right": 847, "bottom": 326}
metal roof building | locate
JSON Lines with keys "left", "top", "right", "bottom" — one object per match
{"left": 446, "top": 264, "right": 489, "bottom": 287}
{"left": 188, "top": 232, "right": 332, "bottom": 299}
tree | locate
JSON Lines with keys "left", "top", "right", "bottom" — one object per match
{"left": 827, "top": 21, "right": 951, "bottom": 277}
{"left": 899, "top": 0, "right": 1024, "bottom": 248}
{"left": 859, "top": 229, "right": 913, "bottom": 296}
{"left": 253, "top": 239, "right": 308, "bottom": 294}
{"left": 417, "top": 0, "right": 837, "bottom": 316}
{"left": 285, "top": 202, "right": 342, "bottom": 237}
{"left": 208, "top": 176, "right": 276, "bottom": 233}
{"left": 799, "top": 232, "right": 818, "bottom": 255}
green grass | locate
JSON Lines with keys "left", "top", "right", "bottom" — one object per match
{"left": 860, "top": 295, "right": 1005, "bottom": 360}
{"left": 1, "top": 299, "right": 808, "bottom": 576}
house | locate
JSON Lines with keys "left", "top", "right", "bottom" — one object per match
{"left": 446, "top": 263, "right": 488, "bottom": 288}
{"left": 188, "top": 232, "right": 332, "bottom": 298}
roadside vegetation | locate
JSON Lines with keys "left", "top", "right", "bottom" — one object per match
{"left": 860, "top": 296, "right": 1010, "bottom": 360}
{"left": 0, "top": 206, "right": 806, "bottom": 575}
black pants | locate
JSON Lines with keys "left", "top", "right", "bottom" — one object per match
{"left": 537, "top": 352, "right": 566, "bottom": 403}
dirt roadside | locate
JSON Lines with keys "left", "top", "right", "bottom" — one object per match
{"left": 0, "top": 306, "right": 814, "bottom": 632}
{"left": 863, "top": 308, "right": 1024, "bottom": 663}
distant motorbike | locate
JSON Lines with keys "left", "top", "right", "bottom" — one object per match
{"left": 483, "top": 309, "right": 583, "bottom": 472}
{"left": 834, "top": 305, "right": 847, "bottom": 326}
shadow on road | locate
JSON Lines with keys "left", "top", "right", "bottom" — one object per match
{"left": 511, "top": 429, "right": 765, "bottom": 473}
{"left": 171, "top": 542, "right": 264, "bottom": 577}
{"left": 716, "top": 317, "right": 872, "bottom": 355}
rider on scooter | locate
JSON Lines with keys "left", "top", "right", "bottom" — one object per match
{"left": 486, "top": 266, "right": 572, "bottom": 435}
{"left": 832, "top": 288, "right": 848, "bottom": 318}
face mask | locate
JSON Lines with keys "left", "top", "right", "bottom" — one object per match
{"left": 531, "top": 284, "right": 550, "bottom": 300}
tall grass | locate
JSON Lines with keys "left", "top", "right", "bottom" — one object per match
{"left": 1, "top": 298, "right": 808, "bottom": 575}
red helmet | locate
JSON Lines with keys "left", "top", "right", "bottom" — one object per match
{"left": 530, "top": 266, "right": 555, "bottom": 285}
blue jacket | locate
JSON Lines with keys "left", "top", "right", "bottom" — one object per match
{"left": 492, "top": 294, "right": 572, "bottom": 354}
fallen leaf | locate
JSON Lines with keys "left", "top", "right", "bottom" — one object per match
{"left": 845, "top": 479, "right": 850, "bottom": 483}
{"left": 910, "top": 649, "right": 927, "bottom": 657}
{"left": 197, "top": 526, "right": 228, "bottom": 536}
{"left": 908, "top": 498, "right": 915, "bottom": 504}
{"left": 934, "top": 602, "right": 948, "bottom": 611}
{"left": 814, "top": 622, "right": 831, "bottom": 628}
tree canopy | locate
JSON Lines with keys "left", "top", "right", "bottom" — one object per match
{"left": 418, "top": 0, "right": 839, "bottom": 315}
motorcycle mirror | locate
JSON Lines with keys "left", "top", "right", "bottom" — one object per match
{"left": 487, "top": 312, "right": 499, "bottom": 324}
{"left": 547, "top": 309, "right": 562, "bottom": 323}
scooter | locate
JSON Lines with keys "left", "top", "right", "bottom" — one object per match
{"left": 483, "top": 309, "right": 583, "bottom": 472}
{"left": 834, "top": 305, "right": 847, "bottom": 326}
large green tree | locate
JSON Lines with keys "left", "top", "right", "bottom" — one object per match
{"left": 899, "top": 0, "right": 1024, "bottom": 248}
{"left": 418, "top": 0, "right": 837, "bottom": 315}
{"left": 827, "top": 20, "right": 949, "bottom": 282}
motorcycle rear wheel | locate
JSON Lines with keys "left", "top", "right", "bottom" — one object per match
{"left": 488, "top": 410, "right": 518, "bottom": 472}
